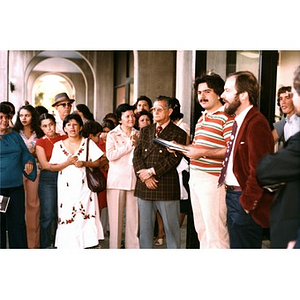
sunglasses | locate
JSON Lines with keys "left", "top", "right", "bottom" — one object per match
{"left": 58, "top": 102, "right": 72, "bottom": 108}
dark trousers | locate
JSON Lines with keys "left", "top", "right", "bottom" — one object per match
{"left": 0, "top": 185, "right": 28, "bottom": 248}
{"left": 182, "top": 170, "right": 199, "bottom": 248}
{"left": 38, "top": 170, "right": 58, "bottom": 248}
{"left": 226, "top": 190, "right": 263, "bottom": 248}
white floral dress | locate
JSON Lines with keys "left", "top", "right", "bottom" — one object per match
{"left": 50, "top": 138, "right": 104, "bottom": 249}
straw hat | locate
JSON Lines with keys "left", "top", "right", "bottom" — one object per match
{"left": 52, "top": 92, "right": 75, "bottom": 107}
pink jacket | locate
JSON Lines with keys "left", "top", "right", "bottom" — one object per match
{"left": 106, "top": 125, "right": 138, "bottom": 190}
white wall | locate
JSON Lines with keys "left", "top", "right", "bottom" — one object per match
{"left": 275, "top": 51, "right": 300, "bottom": 116}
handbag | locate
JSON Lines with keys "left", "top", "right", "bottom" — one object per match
{"left": 85, "top": 138, "right": 107, "bottom": 193}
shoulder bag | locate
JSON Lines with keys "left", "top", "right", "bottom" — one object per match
{"left": 85, "top": 138, "right": 106, "bottom": 193}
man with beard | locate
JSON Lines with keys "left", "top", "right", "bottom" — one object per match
{"left": 219, "top": 71, "right": 274, "bottom": 248}
{"left": 178, "top": 73, "right": 235, "bottom": 248}
{"left": 256, "top": 66, "right": 300, "bottom": 248}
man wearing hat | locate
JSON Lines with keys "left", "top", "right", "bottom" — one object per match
{"left": 52, "top": 92, "right": 75, "bottom": 134}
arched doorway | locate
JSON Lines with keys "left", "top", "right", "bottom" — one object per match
{"left": 25, "top": 52, "right": 90, "bottom": 111}
{"left": 32, "top": 73, "right": 74, "bottom": 114}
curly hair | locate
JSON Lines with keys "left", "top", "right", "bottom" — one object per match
{"left": 81, "top": 120, "right": 103, "bottom": 138}
{"left": 194, "top": 72, "right": 225, "bottom": 97}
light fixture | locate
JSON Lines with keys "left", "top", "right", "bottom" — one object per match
{"left": 9, "top": 81, "right": 15, "bottom": 93}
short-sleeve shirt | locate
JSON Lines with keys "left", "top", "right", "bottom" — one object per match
{"left": 36, "top": 134, "right": 68, "bottom": 161}
{"left": 273, "top": 118, "right": 285, "bottom": 142}
{"left": 190, "top": 106, "right": 235, "bottom": 176}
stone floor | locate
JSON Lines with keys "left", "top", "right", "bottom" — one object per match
{"left": 97, "top": 217, "right": 271, "bottom": 249}
{"left": 97, "top": 216, "right": 189, "bottom": 249}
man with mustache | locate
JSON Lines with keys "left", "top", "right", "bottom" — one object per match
{"left": 220, "top": 71, "right": 274, "bottom": 248}
{"left": 182, "top": 73, "right": 235, "bottom": 248}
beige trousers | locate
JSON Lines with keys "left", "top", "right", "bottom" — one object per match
{"left": 189, "top": 169, "right": 229, "bottom": 249}
{"left": 107, "top": 189, "right": 139, "bottom": 249}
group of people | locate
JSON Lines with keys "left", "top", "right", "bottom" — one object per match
{"left": 0, "top": 92, "right": 190, "bottom": 249}
{"left": 1, "top": 66, "right": 300, "bottom": 249}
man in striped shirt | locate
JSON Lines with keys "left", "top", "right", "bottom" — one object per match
{"left": 183, "top": 73, "right": 234, "bottom": 248}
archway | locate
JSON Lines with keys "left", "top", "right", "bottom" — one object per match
{"left": 25, "top": 52, "right": 94, "bottom": 111}
{"left": 32, "top": 73, "right": 74, "bottom": 114}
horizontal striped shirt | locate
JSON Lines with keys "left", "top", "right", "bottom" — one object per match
{"left": 190, "top": 106, "right": 235, "bottom": 176}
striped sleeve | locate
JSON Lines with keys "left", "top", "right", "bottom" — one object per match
{"left": 190, "top": 110, "right": 235, "bottom": 176}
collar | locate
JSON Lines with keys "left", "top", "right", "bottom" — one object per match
{"left": 201, "top": 105, "right": 224, "bottom": 121}
{"left": 286, "top": 113, "right": 300, "bottom": 124}
{"left": 202, "top": 105, "right": 224, "bottom": 116}
{"left": 115, "top": 124, "right": 137, "bottom": 136}
{"left": 156, "top": 119, "right": 170, "bottom": 130}
{"left": 235, "top": 105, "right": 253, "bottom": 128}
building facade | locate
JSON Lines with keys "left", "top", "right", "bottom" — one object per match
{"left": 1, "top": 50, "right": 300, "bottom": 132}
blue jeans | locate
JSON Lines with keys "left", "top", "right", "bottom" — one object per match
{"left": 226, "top": 190, "right": 263, "bottom": 248}
{"left": 0, "top": 185, "right": 28, "bottom": 248}
{"left": 138, "top": 198, "right": 181, "bottom": 249}
{"left": 38, "top": 170, "right": 58, "bottom": 248}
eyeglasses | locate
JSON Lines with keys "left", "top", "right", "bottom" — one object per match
{"left": 57, "top": 102, "right": 72, "bottom": 108}
{"left": 151, "top": 107, "right": 168, "bottom": 113}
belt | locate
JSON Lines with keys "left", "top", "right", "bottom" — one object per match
{"left": 225, "top": 185, "right": 242, "bottom": 191}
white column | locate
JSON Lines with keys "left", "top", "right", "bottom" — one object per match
{"left": 0, "top": 50, "right": 8, "bottom": 102}
{"left": 176, "top": 50, "right": 196, "bottom": 128}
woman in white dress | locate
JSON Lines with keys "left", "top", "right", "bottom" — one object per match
{"left": 49, "top": 113, "right": 104, "bottom": 249}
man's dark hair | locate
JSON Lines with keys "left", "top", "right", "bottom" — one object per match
{"left": 194, "top": 72, "right": 225, "bottom": 97}
{"left": 277, "top": 86, "right": 291, "bottom": 106}
{"left": 153, "top": 95, "right": 173, "bottom": 109}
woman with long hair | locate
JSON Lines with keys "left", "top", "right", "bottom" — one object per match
{"left": 13, "top": 104, "right": 43, "bottom": 248}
